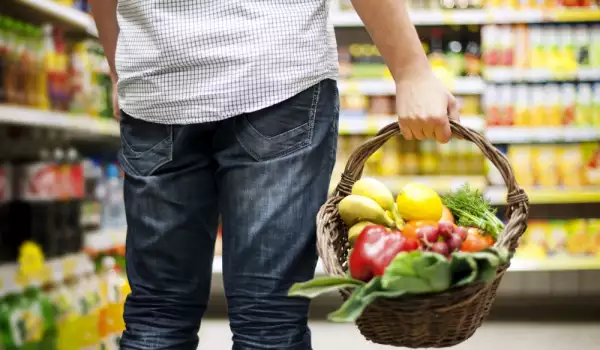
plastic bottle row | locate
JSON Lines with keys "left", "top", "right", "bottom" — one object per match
{"left": 0, "top": 253, "right": 128, "bottom": 349}
{"left": 0, "top": 150, "right": 126, "bottom": 262}
{"left": 0, "top": 15, "right": 113, "bottom": 118}
{"left": 484, "top": 82, "right": 600, "bottom": 127}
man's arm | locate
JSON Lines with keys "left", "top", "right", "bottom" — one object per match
{"left": 90, "top": 0, "right": 120, "bottom": 119}
{"left": 89, "top": 0, "right": 119, "bottom": 80}
{"left": 350, "top": 0, "right": 458, "bottom": 143}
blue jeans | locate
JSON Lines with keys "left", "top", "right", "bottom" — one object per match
{"left": 118, "top": 79, "right": 339, "bottom": 350}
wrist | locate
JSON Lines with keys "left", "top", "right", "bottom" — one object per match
{"left": 391, "top": 56, "right": 431, "bottom": 82}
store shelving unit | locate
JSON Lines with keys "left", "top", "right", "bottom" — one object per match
{"left": 15, "top": 0, "right": 97, "bottom": 36}
{"left": 486, "top": 186, "right": 600, "bottom": 205}
{"left": 0, "top": 105, "right": 119, "bottom": 137}
{"left": 338, "top": 77, "right": 485, "bottom": 95}
{"left": 486, "top": 126, "right": 600, "bottom": 144}
{"left": 330, "top": 8, "right": 600, "bottom": 27}
{"left": 339, "top": 115, "right": 485, "bottom": 135}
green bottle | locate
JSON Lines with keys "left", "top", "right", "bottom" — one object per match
{"left": 2, "top": 273, "right": 26, "bottom": 350}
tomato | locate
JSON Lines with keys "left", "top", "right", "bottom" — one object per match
{"left": 468, "top": 227, "right": 496, "bottom": 246}
{"left": 441, "top": 205, "right": 455, "bottom": 224}
{"left": 461, "top": 228, "right": 493, "bottom": 252}
{"left": 402, "top": 220, "right": 439, "bottom": 240}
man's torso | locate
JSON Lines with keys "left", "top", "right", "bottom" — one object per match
{"left": 115, "top": 0, "right": 339, "bottom": 124}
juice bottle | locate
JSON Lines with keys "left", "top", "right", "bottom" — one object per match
{"left": 30, "top": 26, "right": 48, "bottom": 110}
{"left": 78, "top": 260, "right": 102, "bottom": 349}
{"left": 530, "top": 85, "right": 546, "bottom": 126}
{"left": 508, "top": 145, "right": 535, "bottom": 186}
{"left": 21, "top": 279, "right": 53, "bottom": 350}
{"left": 101, "top": 256, "right": 128, "bottom": 350}
{"left": 4, "top": 18, "right": 19, "bottom": 105}
{"left": 532, "top": 145, "right": 560, "bottom": 188}
{"left": 2, "top": 273, "right": 26, "bottom": 349}
{"left": 557, "top": 145, "right": 583, "bottom": 187}
{"left": 514, "top": 84, "right": 530, "bottom": 126}
{"left": 545, "top": 84, "right": 562, "bottom": 126}
{"left": 575, "top": 83, "right": 593, "bottom": 126}
{"left": 500, "top": 25, "right": 515, "bottom": 68}
{"left": 43, "top": 24, "right": 59, "bottom": 111}
{"left": 484, "top": 85, "right": 501, "bottom": 126}
{"left": 526, "top": 26, "right": 541, "bottom": 71}
{"left": 562, "top": 83, "right": 577, "bottom": 125}
{"left": 47, "top": 268, "right": 79, "bottom": 350}
{"left": 501, "top": 84, "right": 514, "bottom": 126}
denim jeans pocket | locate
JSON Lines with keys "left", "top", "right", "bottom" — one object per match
{"left": 234, "top": 81, "right": 323, "bottom": 161}
{"left": 119, "top": 110, "right": 173, "bottom": 177}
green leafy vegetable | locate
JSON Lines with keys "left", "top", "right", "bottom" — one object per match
{"left": 472, "top": 251, "right": 500, "bottom": 283}
{"left": 450, "top": 252, "right": 478, "bottom": 287}
{"left": 442, "top": 184, "right": 504, "bottom": 240}
{"left": 288, "top": 276, "right": 365, "bottom": 298}
{"left": 327, "top": 278, "right": 406, "bottom": 323}
{"left": 381, "top": 251, "right": 451, "bottom": 293}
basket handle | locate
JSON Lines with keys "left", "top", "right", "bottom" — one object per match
{"left": 334, "top": 120, "right": 529, "bottom": 251}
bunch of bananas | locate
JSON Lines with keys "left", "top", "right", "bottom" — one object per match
{"left": 338, "top": 178, "right": 404, "bottom": 245}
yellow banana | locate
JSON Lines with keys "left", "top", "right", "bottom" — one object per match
{"left": 338, "top": 195, "right": 395, "bottom": 228}
{"left": 352, "top": 178, "right": 404, "bottom": 228}
{"left": 347, "top": 221, "right": 375, "bottom": 246}
{"left": 351, "top": 178, "right": 395, "bottom": 212}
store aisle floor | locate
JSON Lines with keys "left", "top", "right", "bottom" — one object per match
{"left": 198, "top": 320, "right": 599, "bottom": 349}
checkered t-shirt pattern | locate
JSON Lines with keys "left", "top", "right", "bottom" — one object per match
{"left": 114, "top": 0, "right": 339, "bottom": 124}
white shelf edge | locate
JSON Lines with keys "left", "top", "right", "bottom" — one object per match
{"left": 339, "top": 115, "right": 485, "bottom": 133}
{"left": 17, "top": 0, "right": 98, "bottom": 36}
{"left": 484, "top": 68, "right": 600, "bottom": 83}
{"left": 330, "top": 9, "right": 600, "bottom": 27}
{"left": 338, "top": 77, "right": 484, "bottom": 95}
{"left": 0, "top": 105, "right": 119, "bottom": 137}
{"left": 486, "top": 126, "right": 600, "bottom": 144}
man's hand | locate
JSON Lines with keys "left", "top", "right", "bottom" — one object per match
{"left": 395, "top": 70, "right": 459, "bottom": 143}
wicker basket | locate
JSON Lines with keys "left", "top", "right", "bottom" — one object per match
{"left": 316, "top": 120, "right": 530, "bottom": 348}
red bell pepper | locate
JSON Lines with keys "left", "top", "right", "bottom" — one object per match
{"left": 349, "top": 225, "right": 418, "bottom": 281}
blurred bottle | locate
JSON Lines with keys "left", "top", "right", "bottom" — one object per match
{"left": 10, "top": 148, "right": 60, "bottom": 259}
{"left": 100, "top": 164, "right": 126, "bottom": 231}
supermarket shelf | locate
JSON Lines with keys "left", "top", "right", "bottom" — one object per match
{"left": 509, "top": 257, "right": 600, "bottom": 271}
{"left": 338, "top": 77, "right": 484, "bottom": 96}
{"left": 0, "top": 252, "right": 89, "bottom": 283}
{"left": 0, "top": 105, "right": 119, "bottom": 137}
{"left": 338, "top": 115, "right": 485, "bottom": 135}
{"left": 486, "top": 127, "right": 600, "bottom": 144}
{"left": 330, "top": 9, "right": 600, "bottom": 27}
{"left": 16, "top": 0, "right": 98, "bottom": 36}
{"left": 484, "top": 68, "right": 600, "bottom": 83}
{"left": 486, "top": 186, "right": 600, "bottom": 205}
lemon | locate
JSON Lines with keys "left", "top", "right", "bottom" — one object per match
{"left": 396, "top": 183, "right": 443, "bottom": 221}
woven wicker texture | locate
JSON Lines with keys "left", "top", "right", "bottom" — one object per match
{"left": 316, "top": 120, "right": 529, "bottom": 348}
